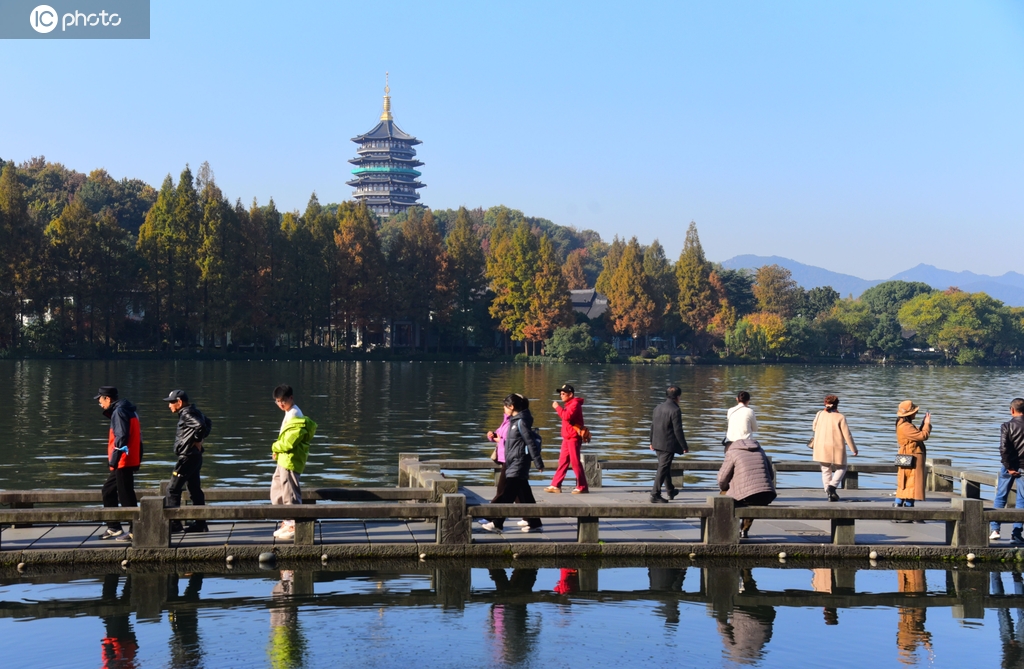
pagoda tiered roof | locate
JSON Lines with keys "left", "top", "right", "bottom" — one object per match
{"left": 351, "top": 120, "right": 421, "bottom": 144}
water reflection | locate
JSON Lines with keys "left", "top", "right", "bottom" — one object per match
{"left": 9, "top": 561, "right": 1024, "bottom": 666}
{"left": 268, "top": 570, "right": 307, "bottom": 669}
{"left": 100, "top": 575, "right": 138, "bottom": 669}
{"left": 4, "top": 361, "right": 1024, "bottom": 490}
{"left": 487, "top": 569, "right": 540, "bottom": 666}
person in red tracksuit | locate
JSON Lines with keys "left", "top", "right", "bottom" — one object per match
{"left": 545, "top": 383, "right": 588, "bottom": 494}
{"left": 94, "top": 386, "right": 143, "bottom": 542}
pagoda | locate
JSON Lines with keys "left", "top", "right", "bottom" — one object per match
{"left": 347, "top": 74, "right": 425, "bottom": 216}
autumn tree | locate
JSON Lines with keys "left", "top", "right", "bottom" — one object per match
{"left": 523, "top": 234, "right": 573, "bottom": 354}
{"left": 608, "top": 237, "right": 655, "bottom": 353}
{"left": 753, "top": 264, "right": 800, "bottom": 317}
{"left": 334, "top": 202, "right": 385, "bottom": 349}
{"left": 562, "top": 248, "right": 589, "bottom": 290}
{"left": 0, "top": 163, "right": 41, "bottom": 347}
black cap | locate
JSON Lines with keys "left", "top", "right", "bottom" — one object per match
{"left": 94, "top": 386, "right": 118, "bottom": 400}
{"left": 162, "top": 389, "right": 189, "bottom": 403}
{"left": 556, "top": 384, "right": 575, "bottom": 395}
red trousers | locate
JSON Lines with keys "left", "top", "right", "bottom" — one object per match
{"left": 550, "top": 439, "right": 587, "bottom": 490}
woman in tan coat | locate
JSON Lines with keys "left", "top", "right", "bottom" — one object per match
{"left": 811, "top": 394, "right": 858, "bottom": 502}
{"left": 894, "top": 400, "right": 931, "bottom": 514}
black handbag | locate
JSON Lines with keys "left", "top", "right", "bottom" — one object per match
{"left": 894, "top": 454, "right": 915, "bottom": 468}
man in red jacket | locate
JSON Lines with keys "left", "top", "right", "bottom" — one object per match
{"left": 95, "top": 386, "right": 143, "bottom": 542}
{"left": 545, "top": 383, "right": 588, "bottom": 494}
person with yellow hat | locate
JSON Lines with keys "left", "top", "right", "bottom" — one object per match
{"left": 893, "top": 400, "right": 931, "bottom": 518}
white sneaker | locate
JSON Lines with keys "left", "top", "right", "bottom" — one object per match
{"left": 480, "top": 521, "right": 501, "bottom": 533}
{"left": 276, "top": 530, "right": 295, "bottom": 541}
{"left": 517, "top": 520, "right": 530, "bottom": 527}
{"left": 991, "top": 530, "right": 1001, "bottom": 540}
{"left": 273, "top": 523, "right": 295, "bottom": 539}
{"left": 521, "top": 525, "right": 542, "bottom": 533}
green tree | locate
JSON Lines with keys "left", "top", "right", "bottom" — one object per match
{"left": 643, "top": 239, "right": 676, "bottom": 334}
{"left": 594, "top": 235, "right": 625, "bottom": 296}
{"left": 715, "top": 268, "right": 756, "bottom": 316}
{"left": 487, "top": 220, "right": 541, "bottom": 348}
{"left": 866, "top": 314, "right": 905, "bottom": 356}
{"left": 136, "top": 175, "right": 176, "bottom": 348}
{"left": 445, "top": 207, "right": 487, "bottom": 352}
{"left": 898, "top": 289, "right": 1013, "bottom": 363}
{"left": 0, "top": 163, "right": 41, "bottom": 347}
{"left": 805, "top": 286, "right": 839, "bottom": 319}
{"left": 861, "top": 280, "right": 934, "bottom": 317}
{"left": 675, "top": 222, "right": 717, "bottom": 352}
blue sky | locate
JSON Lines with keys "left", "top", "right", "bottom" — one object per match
{"left": 2, "top": 1, "right": 1023, "bottom": 278}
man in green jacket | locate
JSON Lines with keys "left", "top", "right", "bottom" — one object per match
{"left": 271, "top": 384, "right": 317, "bottom": 541}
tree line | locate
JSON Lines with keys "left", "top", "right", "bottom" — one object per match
{"left": 1, "top": 156, "right": 1021, "bottom": 363}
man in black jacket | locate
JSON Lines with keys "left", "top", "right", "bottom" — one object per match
{"left": 991, "top": 398, "right": 1024, "bottom": 544}
{"left": 162, "top": 389, "right": 213, "bottom": 533}
{"left": 649, "top": 386, "right": 688, "bottom": 503}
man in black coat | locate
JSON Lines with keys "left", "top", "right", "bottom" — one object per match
{"left": 649, "top": 386, "right": 688, "bottom": 503}
{"left": 162, "top": 389, "right": 213, "bottom": 533}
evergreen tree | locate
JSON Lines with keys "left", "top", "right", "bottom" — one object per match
{"left": 136, "top": 174, "right": 176, "bottom": 348}
{"left": 334, "top": 202, "right": 385, "bottom": 349}
{"left": 675, "top": 222, "right": 717, "bottom": 352}
{"left": 487, "top": 221, "right": 540, "bottom": 348}
{"left": 0, "top": 163, "right": 39, "bottom": 347}
{"left": 643, "top": 239, "right": 676, "bottom": 334}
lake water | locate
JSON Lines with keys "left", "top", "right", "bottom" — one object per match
{"left": 0, "top": 360, "right": 1020, "bottom": 491}
{"left": 0, "top": 561, "right": 1019, "bottom": 668}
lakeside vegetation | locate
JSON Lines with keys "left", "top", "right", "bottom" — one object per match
{"left": 0, "top": 157, "right": 1021, "bottom": 365}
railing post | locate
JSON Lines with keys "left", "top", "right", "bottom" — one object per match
{"left": 583, "top": 454, "right": 601, "bottom": 488}
{"left": 577, "top": 517, "right": 599, "bottom": 543}
{"left": 949, "top": 498, "right": 987, "bottom": 547}
{"left": 294, "top": 498, "right": 316, "bottom": 546}
{"left": 842, "top": 471, "right": 858, "bottom": 490}
{"left": 830, "top": 518, "right": 856, "bottom": 545}
{"left": 134, "top": 496, "right": 169, "bottom": 549}
{"left": 671, "top": 464, "right": 685, "bottom": 491}
{"left": 437, "top": 494, "right": 470, "bottom": 545}
{"left": 927, "top": 458, "right": 953, "bottom": 493}
{"left": 428, "top": 476, "right": 458, "bottom": 503}
{"left": 703, "top": 495, "right": 738, "bottom": 544}
{"left": 398, "top": 453, "right": 419, "bottom": 487}
{"left": 961, "top": 476, "right": 981, "bottom": 499}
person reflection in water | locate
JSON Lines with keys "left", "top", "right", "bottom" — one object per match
{"left": 716, "top": 570, "right": 776, "bottom": 666}
{"left": 553, "top": 568, "right": 580, "bottom": 595}
{"left": 488, "top": 568, "right": 540, "bottom": 666}
{"left": 100, "top": 574, "right": 138, "bottom": 669}
{"left": 167, "top": 573, "right": 204, "bottom": 669}
{"left": 896, "top": 570, "right": 933, "bottom": 666}
{"left": 991, "top": 571, "right": 1024, "bottom": 669}
{"left": 268, "top": 570, "right": 307, "bottom": 669}
{"left": 648, "top": 567, "right": 686, "bottom": 625}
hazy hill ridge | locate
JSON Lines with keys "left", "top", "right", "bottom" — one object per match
{"left": 720, "top": 255, "right": 1024, "bottom": 306}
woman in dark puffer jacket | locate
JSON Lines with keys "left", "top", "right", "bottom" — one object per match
{"left": 481, "top": 394, "right": 544, "bottom": 533}
{"left": 718, "top": 439, "right": 777, "bottom": 539}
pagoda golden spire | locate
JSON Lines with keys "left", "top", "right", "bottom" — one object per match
{"left": 380, "top": 72, "right": 393, "bottom": 121}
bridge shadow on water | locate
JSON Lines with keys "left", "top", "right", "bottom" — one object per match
{"left": 3, "top": 557, "right": 1024, "bottom": 667}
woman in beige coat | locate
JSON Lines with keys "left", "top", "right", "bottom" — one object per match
{"left": 894, "top": 400, "right": 931, "bottom": 515}
{"left": 811, "top": 394, "right": 858, "bottom": 501}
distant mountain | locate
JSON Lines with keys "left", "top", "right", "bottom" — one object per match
{"left": 718, "top": 257, "right": 1024, "bottom": 306}
{"left": 718, "top": 255, "right": 881, "bottom": 298}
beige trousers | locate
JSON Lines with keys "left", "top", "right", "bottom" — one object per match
{"left": 271, "top": 465, "right": 302, "bottom": 506}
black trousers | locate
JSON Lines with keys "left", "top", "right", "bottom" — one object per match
{"left": 166, "top": 452, "right": 205, "bottom": 509}
{"left": 101, "top": 467, "right": 138, "bottom": 531}
{"left": 488, "top": 475, "right": 541, "bottom": 530}
{"left": 652, "top": 450, "right": 677, "bottom": 497}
